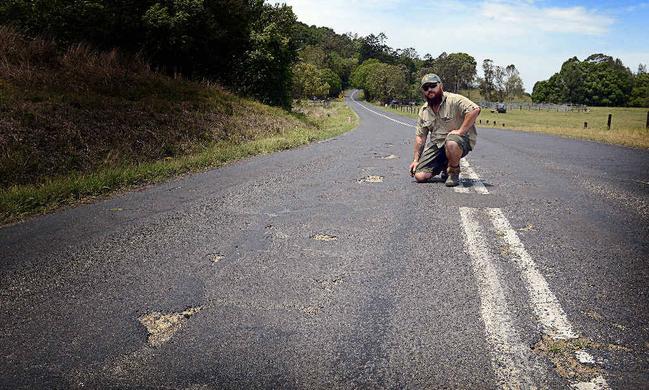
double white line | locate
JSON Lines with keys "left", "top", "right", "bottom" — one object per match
{"left": 456, "top": 159, "right": 489, "bottom": 194}
{"left": 460, "top": 207, "right": 608, "bottom": 388}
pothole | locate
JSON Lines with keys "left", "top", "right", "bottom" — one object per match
{"left": 138, "top": 306, "right": 202, "bottom": 347}
{"left": 380, "top": 154, "right": 399, "bottom": 160}
{"left": 532, "top": 336, "right": 600, "bottom": 381}
{"left": 211, "top": 254, "right": 224, "bottom": 263}
{"left": 316, "top": 276, "right": 344, "bottom": 292}
{"left": 358, "top": 175, "right": 384, "bottom": 183}
{"left": 302, "top": 305, "right": 323, "bottom": 316}
{"left": 532, "top": 335, "right": 628, "bottom": 382}
{"left": 311, "top": 233, "right": 337, "bottom": 241}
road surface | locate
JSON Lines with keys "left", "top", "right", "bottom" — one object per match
{"left": 1, "top": 91, "right": 648, "bottom": 388}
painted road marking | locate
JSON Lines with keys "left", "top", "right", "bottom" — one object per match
{"left": 457, "top": 158, "right": 489, "bottom": 194}
{"left": 459, "top": 207, "right": 540, "bottom": 387}
{"left": 462, "top": 207, "right": 610, "bottom": 389}
{"left": 350, "top": 90, "right": 414, "bottom": 127}
{"left": 487, "top": 208, "right": 578, "bottom": 340}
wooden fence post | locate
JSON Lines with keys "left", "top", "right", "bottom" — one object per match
{"left": 646, "top": 111, "right": 649, "bottom": 129}
{"left": 607, "top": 114, "right": 612, "bottom": 130}
{"left": 584, "top": 122, "right": 587, "bottom": 129}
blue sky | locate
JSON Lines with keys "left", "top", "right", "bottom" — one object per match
{"left": 282, "top": 0, "right": 649, "bottom": 92}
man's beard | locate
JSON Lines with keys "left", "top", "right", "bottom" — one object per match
{"left": 426, "top": 93, "right": 442, "bottom": 106}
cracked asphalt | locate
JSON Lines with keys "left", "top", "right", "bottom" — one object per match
{"left": 1, "top": 92, "right": 648, "bottom": 388}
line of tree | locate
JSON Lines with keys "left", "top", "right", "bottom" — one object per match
{"left": 532, "top": 54, "right": 649, "bottom": 107}
{"left": 1, "top": 0, "right": 298, "bottom": 107}
{"left": 0, "top": 0, "right": 530, "bottom": 108}
{"left": 479, "top": 60, "right": 524, "bottom": 102}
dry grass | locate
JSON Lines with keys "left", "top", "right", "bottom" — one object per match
{"left": 0, "top": 25, "right": 304, "bottom": 187}
{"left": 0, "top": 26, "right": 359, "bottom": 224}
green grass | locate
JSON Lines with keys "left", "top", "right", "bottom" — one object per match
{"left": 382, "top": 103, "right": 649, "bottom": 149}
{"left": 0, "top": 100, "right": 358, "bottom": 225}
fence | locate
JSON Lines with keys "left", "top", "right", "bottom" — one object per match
{"left": 478, "top": 101, "right": 589, "bottom": 112}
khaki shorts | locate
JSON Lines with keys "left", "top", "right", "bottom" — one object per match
{"left": 415, "top": 134, "right": 471, "bottom": 174}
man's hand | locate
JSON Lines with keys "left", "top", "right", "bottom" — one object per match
{"left": 448, "top": 129, "right": 465, "bottom": 136}
{"left": 409, "top": 161, "right": 419, "bottom": 177}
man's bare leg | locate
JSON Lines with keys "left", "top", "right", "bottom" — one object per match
{"left": 445, "top": 141, "right": 462, "bottom": 168}
{"left": 414, "top": 171, "right": 433, "bottom": 183}
{"left": 444, "top": 141, "right": 462, "bottom": 187}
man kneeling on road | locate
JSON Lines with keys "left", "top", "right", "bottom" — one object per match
{"left": 409, "top": 74, "right": 481, "bottom": 186}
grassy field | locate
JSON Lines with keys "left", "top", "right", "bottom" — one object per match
{"left": 384, "top": 103, "right": 649, "bottom": 149}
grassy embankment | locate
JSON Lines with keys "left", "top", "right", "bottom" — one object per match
{"left": 382, "top": 98, "right": 649, "bottom": 149}
{"left": 0, "top": 26, "right": 357, "bottom": 225}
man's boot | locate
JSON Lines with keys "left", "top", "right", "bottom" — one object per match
{"left": 445, "top": 165, "right": 461, "bottom": 187}
{"left": 440, "top": 163, "right": 448, "bottom": 181}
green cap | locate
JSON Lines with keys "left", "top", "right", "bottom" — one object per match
{"left": 421, "top": 73, "right": 442, "bottom": 87}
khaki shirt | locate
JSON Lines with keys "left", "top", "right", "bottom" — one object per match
{"left": 416, "top": 92, "right": 480, "bottom": 149}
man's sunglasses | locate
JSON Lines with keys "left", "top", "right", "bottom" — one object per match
{"left": 422, "top": 83, "right": 438, "bottom": 91}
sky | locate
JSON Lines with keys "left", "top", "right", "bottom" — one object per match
{"left": 281, "top": 0, "right": 649, "bottom": 93}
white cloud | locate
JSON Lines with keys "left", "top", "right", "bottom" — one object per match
{"left": 479, "top": 1, "right": 614, "bottom": 35}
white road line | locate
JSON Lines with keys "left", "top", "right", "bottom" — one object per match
{"left": 459, "top": 207, "right": 539, "bottom": 388}
{"left": 350, "top": 90, "right": 414, "bottom": 127}
{"left": 484, "top": 208, "right": 610, "bottom": 389}
{"left": 457, "top": 159, "right": 489, "bottom": 194}
{"left": 571, "top": 376, "right": 609, "bottom": 390}
{"left": 486, "top": 208, "right": 578, "bottom": 340}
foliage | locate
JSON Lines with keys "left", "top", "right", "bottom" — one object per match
{"left": 629, "top": 72, "right": 649, "bottom": 107}
{"left": 480, "top": 59, "right": 525, "bottom": 101}
{"left": 292, "top": 62, "right": 329, "bottom": 99}
{"left": 349, "top": 59, "right": 381, "bottom": 89}
{"left": 235, "top": 2, "right": 297, "bottom": 108}
{"left": 532, "top": 54, "right": 635, "bottom": 106}
{"left": 425, "top": 52, "right": 477, "bottom": 93}
{"left": 0, "top": 0, "right": 297, "bottom": 107}
{"left": 363, "top": 63, "right": 408, "bottom": 103}
{"left": 320, "top": 68, "right": 342, "bottom": 97}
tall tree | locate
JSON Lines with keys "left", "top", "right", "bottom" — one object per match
{"left": 445, "top": 53, "right": 477, "bottom": 93}
{"left": 235, "top": 2, "right": 297, "bottom": 108}
{"left": 480, "top": 59, "right": 495, "bottom": 100}
{"left": 532, "top": 53, "right": 633, "bottom": 106}
{"left": 504, "top": 64, "right": 524, "bottom": 99}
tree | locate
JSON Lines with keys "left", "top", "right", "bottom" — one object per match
{"left": 364, "top": 63, "right": 408, "bottom": 103}
{"left": 480, "top": 59, "right": 495, "bottom": 100}
{"left": 532, "top": 53, "right": 633, "bottom": 106}
{"left": 629, "top": 72, "right": 649, "bottom": 107}
{"left": 235, "top": 2, "right": 297, "bottom": 108}
{"left": 358, "top": 33, "right": 396, "bottom": 64}
{"left": 292, "top": 62, "right": 329, "bottom": 99}
{"left": 349, "top": 58, "right": 381, "bottom": 89}
{"left": 299, "top": 45, "right": 326, "bottom": 65}
{"left": 320, "top": 68, "right": 342, "bottom": 97}
{"left": 504, "top": 64, "right": 524, "bottom": 99}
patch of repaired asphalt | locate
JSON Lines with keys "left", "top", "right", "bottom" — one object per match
{"left": 311, "top": 234, "right": 337, "bottom": 241}
{"left": 211, "top": 254, "right": 224, "bottom": 263}
{"left": 532, "top": 334, "right": 630, "bottom": 382}
{"left": 379, "top": 154, "right": 399, "bottom": 160}
{"left": 138, "top": 306, "right": 202, "bottom": 347}
{"left": 301, "top": 276, "right": 345, "bottom": 316}
{"left": 358, "top": 175, "right": 384, "bottom": 183}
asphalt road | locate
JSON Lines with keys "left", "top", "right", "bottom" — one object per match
{"left": 1, "top": 91, "right": 648, "bottom": 389}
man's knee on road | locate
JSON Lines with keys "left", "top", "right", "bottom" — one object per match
{"left": 414, "top": 171, "right": 431, "bottom": 183}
